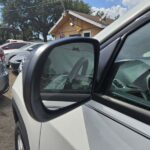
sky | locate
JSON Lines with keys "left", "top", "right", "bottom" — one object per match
{"left": 84, "top": 0, "right": 123, "bottom": 8}
{"left": 83, "top": 0, "right": 145, "bottom": 19}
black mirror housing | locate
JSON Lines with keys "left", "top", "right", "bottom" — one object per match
{"left": 23, "top": 37, "right": 100, "bottom": 122}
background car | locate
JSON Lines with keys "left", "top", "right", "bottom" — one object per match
{"left": 3, "top": 42, "right": 32, "bottom": 66}
{"left": 0, "top": 48, "right": 9, "bottom": 94}
{"left": 5, "top": 39, "right": 24, "bottom": 43}
{"left": 0, "top": 41, "right": 30, "bottom": 52}
{"left": 9, "top": 43, "right": 44, "bottom": 73}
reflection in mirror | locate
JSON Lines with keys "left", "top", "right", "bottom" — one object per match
{"left": 40, "top": 42, "right": 94, "bottom": 111}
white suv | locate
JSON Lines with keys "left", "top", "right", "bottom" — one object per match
{"left": 12, "top": 2, "right": 150, "bottom": 150}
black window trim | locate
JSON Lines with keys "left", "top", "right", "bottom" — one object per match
{"left": 93, "top": 11, "right": 150, "bottom": 125}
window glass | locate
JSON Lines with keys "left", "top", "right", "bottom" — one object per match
{"left": 27, "top": 44, "right": 43, "bottom": 52}
{"left": 40, "top": 42, "right": 94, "bottom": 93}
{"left": 83, "top": 32, "right": 91, "bottom": 37}
{"left": 107, "top": 23, "right": 150, "bottom": 108}
{"left": 31, "top": 44, "right": 43, "bottom": 50}
{"left": 2, "top": 43, "right": 27, "bottom": 50}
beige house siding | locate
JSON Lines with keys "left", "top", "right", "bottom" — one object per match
{"left": 52, "top": 15, "right": 102, "bottom": 39}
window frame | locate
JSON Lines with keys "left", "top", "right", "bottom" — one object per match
{"left": 82, "top": 31, "right": 91, "bottom": 37}
{"left": 93, "top": 11, "right": 150, "bottom": 125}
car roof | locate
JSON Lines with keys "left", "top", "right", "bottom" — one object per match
{"left": 0, "top": 41, "right": 30, "bottom": 47}
{"left": 19, "top": 42, "right": 43, "bottom": 49}
{"left": 6, "top": 39, "right": 24, "bottom": 42}
{"left": 94, "top": 0, "right": 150, "bottom": 43}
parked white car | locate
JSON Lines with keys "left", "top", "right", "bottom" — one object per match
{"left": 9, "top": 43, "right": 44, "bottom": 72}
{"left": 0, "top": 41, "right": 30, "bottom": 52}
{"left": 5, "top": 42, "right": 44, "bottom": 66}
{"left": 3, "top": 42, "right": 32, "bottom": 66}
{"left": 12, "top": 2, "right": 150, "bottom": 150}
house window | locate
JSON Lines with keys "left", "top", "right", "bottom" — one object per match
{"left": 82, "top": 31, "right": 91, "bottom": 37}
{"left": 69, "top": 34, "right": 81, "bottom": 37}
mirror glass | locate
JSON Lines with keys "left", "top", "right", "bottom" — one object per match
{"left": 40, "top": 42, "right": 94, "bottom": 110}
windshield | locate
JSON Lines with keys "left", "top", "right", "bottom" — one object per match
{"left": 17, "top": 43, "right": 33, "bottom": 50}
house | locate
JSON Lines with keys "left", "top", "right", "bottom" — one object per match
{"left": 49, "top": 10, "right": 113, "bottom": 39}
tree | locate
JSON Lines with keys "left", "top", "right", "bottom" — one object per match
{"left": 0, "top": 0, "right": 91, "bottom": 42}
{"left": 0, "top": 0, "right": 34, "bottom": 40}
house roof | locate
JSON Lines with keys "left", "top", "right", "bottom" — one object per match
{"left": 70, "top": 10, "right": 113, "bottom": 26}
{"left": 49, "top": 10, "right": 113, "bottom": 34}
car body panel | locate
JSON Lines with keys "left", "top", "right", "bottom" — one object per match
{"left": 82, "top": 104, "right": 150, "bottom": 150}
{"left": 40, "top": 107, "right": 90, "bottom": 150}
{"left": 86, "top": 100, "right": 150, "bottom": 139}
{"left": 13, "top": 80, "right": 150, "bottom": 150}
{"left": 40, "top": 101, "right": 150, "bottom": 150}
{"left": 12, "top": 73, "right": 41, "bottom": 150}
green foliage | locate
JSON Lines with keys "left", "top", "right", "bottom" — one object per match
{"left": 0, "top": 0, "right": 91, "bottom": 41}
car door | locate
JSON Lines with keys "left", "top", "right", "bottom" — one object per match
{"left": 39, "top": 13, "right": 150, "bottom": 150}
{"left": 85, "top": 14, "right": 150, "bottom": 149}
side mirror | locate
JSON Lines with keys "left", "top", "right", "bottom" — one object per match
{"left": 23, "top": 37, "right": 100, "bottom": 122}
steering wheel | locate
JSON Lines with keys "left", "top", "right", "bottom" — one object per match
{"left": 64, "top": 57, "right": 89, "bottom": 89}
{"left": 112, "top": 71, "right": 150, "bottom": 101}
{"left": 132, "top": 70, "right": 150, "bottom": 101}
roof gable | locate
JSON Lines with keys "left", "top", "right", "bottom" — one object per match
{"left": 70, "top": 10, "right": 113, "bottom": 26}
{"left": 49, "top": 10, "right": 113, "bottom": 34}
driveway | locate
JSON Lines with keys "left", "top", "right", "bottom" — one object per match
{"left": 0, "top": 71, "right": 16, "bottom": 150}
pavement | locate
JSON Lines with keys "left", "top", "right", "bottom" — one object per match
{"left": 0, "top": 71, "right": 16, "bottom": 150}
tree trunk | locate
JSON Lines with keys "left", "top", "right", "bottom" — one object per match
{"left": 1, "top": 31, "right": 5, "bottom": 41}
{"left": 13, "top": 33, "right": 16, "bottom": 39}
{"left": 22, "top": 31, "right": 27, "bottom": 41}
{"left": 43, "top": 32, "right": 47, "bottom": 42}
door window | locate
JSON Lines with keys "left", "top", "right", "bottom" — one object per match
{"left": 107, "top": 23, "right": 150, "bottom": 108}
